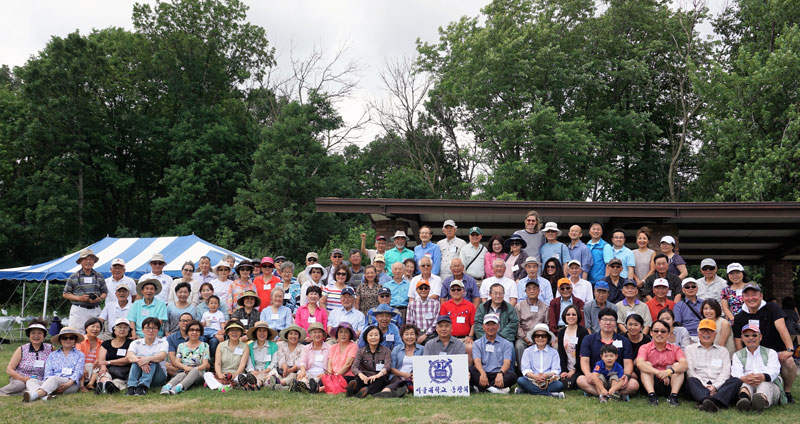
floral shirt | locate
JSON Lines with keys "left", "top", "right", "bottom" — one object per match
{"left": 176, "top": 342, "right": 210, "bottom": 367}
{"left": 721, "top": 287, "right": 745, "bottom": 319}
{"left": 16, "top": 343, "right": 53, "bottom": 380}
{"left": 228, "top": 279, "right": 257, "bottom": 311}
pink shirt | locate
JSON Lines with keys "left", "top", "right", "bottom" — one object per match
{"left": 295, "top": 304, "right": 329, "bottom": 332}
{"left": 328, "top": 341, "right": 357, "bottom": 376}
{"left": 484, "top": 252, "right": 508, "bottom": 279}
{"left": 636, "top": 341, "right": 685, "bottom": 371}
{"left": 299, "top": 342, "right": 331, "bottom": 376}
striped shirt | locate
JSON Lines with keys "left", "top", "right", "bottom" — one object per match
{"left": 64, "top": 269, "right": 108, "bottom": 308}
{"left": 406, "top": 297, "right": 440, "bottom": 337}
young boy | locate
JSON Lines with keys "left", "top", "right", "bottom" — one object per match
{"left": 592, "top": 344, "right": 626, "bottom": 402}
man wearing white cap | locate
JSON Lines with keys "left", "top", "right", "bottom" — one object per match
{"left": 539, "top": 222, "right": 571, "bottom": 276}
{"left": 139, "top": 253, "right": 173, "bottom": 303}
{"left": 63, "top": 248, "right": 108, "bottom": 334}
{"left": 438, "top": 219, "right": 466, "bottom": 280}
{"left": 697, "top": 258, "right": 727, "bottom": 302}
{"left": 731, "top": 324, "right": 785, "bottom": 411}
{"left": 566, "top": 259, "right": 594, "bottom": 304}
{"left": 384, "top": 231, "right": 414, "bottom": 276}
{"left": 674, "top": 278, "right": 704, "bottom": 340}
{"left": 105, "top": 258, "right": 136, "bottom": 307}
{"left": 470, "top": 313, "right": 516, "bottom": 393}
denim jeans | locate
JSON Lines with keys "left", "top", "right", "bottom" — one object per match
{"left": 516, "top": 376, "right": 565, "bottom": 395}
{"left": 128, "top": 362, "right": 167, "bottom": 388}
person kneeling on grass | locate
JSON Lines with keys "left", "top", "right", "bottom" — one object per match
{"left": 125, "top": 317, "right": 169, "bottom": 395}
{"left": 203, "top": 320, "right": 249, "bottom": 391}
{"left": 732, "top": 324, "right": 786, "bottom": 412}
{"left": 516, "top": 323, "right": 564, "bottom": 398}
{"left": 470, "top": 313, "right": 516, "bottom": 394}
{"left": 346, "top": 325, "right": 391, "bottom": 398}
{"left": 591, "top": 344, "right": 625, "bottom": 402}
{"left": 635, "top": 320, "right": 687, "bottom": 407}
{"left": 160, "top": 320, "right": 209, "bottom": 395}
{"left": 22, "top": 327, "right": 85, "bottom": 402}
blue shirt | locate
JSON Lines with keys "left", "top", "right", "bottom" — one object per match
{"left": 517, "top": 276, "right": 554, "bottom": 305}
{"left": 378, "top": 273, "right": 393, "bottom": 286}
{"left": 260, "top": 305, "right": 293, "bottom": 332}
{"left": 383, "top": 279, "right": 410, "bottom": 308}
{"left": 44, "top": 348, "right": 85, "bottom": 383}
{"left": 277, "top": 278, "right": 301, "bottom": 311}
{"left": 673, "top": 297, "right": 704, "bottom": 336}
{"left": 127, "top": 298, "right": 168, "bottom": 338}
{"left": 391, "top": 343, "right": 424, "bottom": 370}
{"left": 384, "top": 248, "right": 415, "bottom": 276}
{"left": 587, "top": 239, "right": 612, "bottom": 284}
{"left": 439, "top": 274, "right": 481, "bottom": 302}
{"left": 358, "top": 323, "right": 401, "bottom": 351}
{"left": 567, "top": 241, "right": 593, "bottom": 275}
{"left": 367, "top": 306, "right": 404, "bottom": 327}
{"left": 473, "top": 335, "right": 514, "bottom": 373}
{"left": 540, "top": 242, "right": 571, "bottom": 267}
{"left": 414, "top": 242, "right": 442, "bottom": 276}
{"left": 593, "top": 360, "right": 624, "bottom": 379}
{"left": 327, "top": 307, "right": 366, "bottom": 333}
{"left": 520, "top": 344, "right": 561, "bottom": 375}
{"left": 604, "top": 246, "right": 635, "bottom": 279}
{"left": 167, "top": 331, "right": 189, "bottom": 353}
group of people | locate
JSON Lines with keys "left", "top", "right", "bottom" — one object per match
{"left": 1, "top": 211, "right": 796, "bottom": 412}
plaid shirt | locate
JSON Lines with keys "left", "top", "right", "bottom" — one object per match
{"left": 406, "top": 297, "right": 440, "bottom": 337}
{"left": 64, "top": 269, "right": 108, "bottom": 308}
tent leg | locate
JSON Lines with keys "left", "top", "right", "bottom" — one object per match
{"left": 21, "top": 282, "right": 25, "bottom": 317}
{"left": 42, "top": 280, "right": 49, "bottom": 318}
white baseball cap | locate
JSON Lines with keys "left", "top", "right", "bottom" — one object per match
{"left": 443, "top": 219, "right": 457, "bottom": 228}
{"left": 111, "top": 258, "right": 126, "bottom": 266}
{"left": 653, "top": 278, "right": 669, "bottom": 288}
{"left": 700, "top": 258, "right": 717, "bottom": 268}
{"left": 660, "top": 235, "right": 676, "bottom": 245}
{"left": 727, "top": 263, "right": 744, "bottom": 273}
{"left": 682, "top": 277, "right": 697, "bottom": 287}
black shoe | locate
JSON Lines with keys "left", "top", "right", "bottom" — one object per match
{"left": 126, "top": 386, "right": 136, "bottom": 396}
{"left": 751, "top": 393, "right": 768, "bottom": 412}
{"left": 346, "top": 379, "right": 358, "bottom": 397}
{"left": 393, "top": 386, "right": 408, "bottom": 398}
{"left": 372, "top": 390, "right": 395, "bottom": 398}
{"left": 701, "top": 399, "right": 718, "bottom": 413}
{"left": 356, "top": 387, "right": 369, "bottom": 398}
{"left": 288, "top": 381, "right": 299, "bottom": 392}
{"left": 667, "top": 393, "right": 680, "bottom": 407}
{"left": 296, "top": 381, "right": 309, "bottom": 393}
{"left": 135, "top": 385, "right": 147, "bottom": 396}
{"left": 786, "top": 392, "right": 794, "bottom": 404}
{"left": 308, "top": 378, "right": 319, "bottom": 393}
{"left": 106, "top": 382, "right": 119, "bottom": 394}
{"left": 736, "top": 397, "right": 751, "bottom": 412}
{"left": 648, "top": 394, "right": 659, "bottom": 406}
{"left": 94, "top": 382, "right": 104, "bottom": 395}
{"left": 246, "top": 373, "right": 258, "bottom": 391}
{"left": 237, "top": 374, "right": 249, "bottom": 390}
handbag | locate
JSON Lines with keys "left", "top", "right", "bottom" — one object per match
{"left": 321, "top": 374, "right": 348, "bottom": 394}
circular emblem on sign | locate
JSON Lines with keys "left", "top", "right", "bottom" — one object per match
{"left": 428, "top": 358, "right": 453, "bottom": 384}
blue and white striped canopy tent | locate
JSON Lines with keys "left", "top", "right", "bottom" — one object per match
{"left": 0, "top": 234, "right": 251, "bottom": 281}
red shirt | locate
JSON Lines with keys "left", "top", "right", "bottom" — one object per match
{"left": 254, "top": 274, "right": 281, "bottom": 312}
{"left": 440, "top": 298, "right": 476, "bottom": 337}
{"left": 646, "top": 298, "right": 675, "bottom": 322}
{"left": 636, "top": 341, "right": 685, "bottom": 371}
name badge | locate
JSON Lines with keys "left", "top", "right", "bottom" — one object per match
{"left": 234, "top": 347, "right": 243, "bottom": 355}
{"left": 308, "top": 317, "right": 316, "bottom": 324}
{"left": 315, "top": 354, "right": 323, "bottom": 362}
{"left": 386, "top": 334, "right": 395, "bottom": 342}
{"left": 424, "top": 253, "right": 432, "bottom": 257}
{"left": 568, "top": 336, "right": 579, "bottom": 344}
{"left": 485, "top": 344, "right": 495, "bottom": 352}
{"left": 61, "top": 367, "right": 73, "bottom": 375}
{"left": 512, "top": 265, "right": 519, "bottom": 272}
{"left": 711, "top": 359, "right": 722, "bottom": 367}
{"left": 626, "top": 311, "right": 634, "bottom": 317}
{"left": 82, "top": 277, "right": 93, "bottom": 285}
{"left": 456, "top": 316, "right": 466, "bottom": 324}
{"left": 450, "top": 246, "right": 458, "bottom": 253}
{"left": 141, "top": 309, "right": 149, "bottom": 317}
{"left": 439, "top": 352, "right": 447, "bottom": 356}
{"left": 271, "top": 314, "right": 279, "bottom": 320}
{"left": 264, "top": 284, "right": 271, "bottom": 291}
{"left": 612, "top": 340, "right": 623, "bottom": 348}
{"left": 376, "top": 363, "right": 385, "bottom": 371}
{"left": 667, "top": 290, "right": 672, "bottom": 297}
{"left": 284, "top": 292, "right": 291, "bottom": 299}
{"left": 748, "top": 319, "right": 759, "bottom": 328}
{"left": 530, "top": 305, "right": 539, "bottom": 313}
{"left": 240, "top": 319, "right": 248, "bottom": 326}
{"left": 33, "top": 360, "right": 45, "bottom": 368}
{"left": 117, "top": 349, "right": 127, "bottom": 356}
{"left": 265, "top": 354, "right": 272, "bottom": 362}
{"left": 423, "top": 312, "right": 433, "bottom": 320}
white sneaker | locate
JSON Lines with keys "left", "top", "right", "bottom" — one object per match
{"left": 486, "top": 387, "right": 502, "bottom": 394}
{"left": 551, "top": 392, "right": 565, "bottom": 399}
{"left": 499, "top": 387, "right": 510, "bottom": 394}
{"left": 514, "top": 387, "right": 522, "bottom": 394}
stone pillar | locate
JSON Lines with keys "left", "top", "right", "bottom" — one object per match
{"left": 765, "top": 260, "right": 798, "bottom": 301}
{"left": 373, "top": 220, "right": 409, "bottom": 242}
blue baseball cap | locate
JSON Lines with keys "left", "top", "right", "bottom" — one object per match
{"left": 595, "top": 281, "right": 610, "bottom": 291}
{"left": 341, "top": 287, "right": 356, "bottom": 296}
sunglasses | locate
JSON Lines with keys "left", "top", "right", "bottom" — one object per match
{"left": 701, "top": 266, "right": 715, "bottom": 271}
{"left": 262, "top": 264, "right": 274, "bottom": 268}
{"left": 188, "top": 328, "right": 202, "bottom": 333}
{"left": 545, "top": 265, "right": 556, "bottom": 269}
{"left": 742, "top": 333, "right": 759, "bottom": 338}
{"left": 417, "top": 286, "right": 430, "bottom": 290}
{"left": 683, "top": 285, "right": 697, "bottom": 289}
{"left": 307, "top": 258, "right": 318, "bottom": 262}
{"left": 420, "top": 264, "right": 432, "bottom": 268}
{"left": 182, "top": 268, "right": 194, "bottom": 272}
{"left": 651, "top": 329, "right": 668, "bottom": 334}
{"left": 61, "top": 335, "right": 78, "bottom": 341}
{"left": 559, "top": 286, "right": 572, "bottom": 291}
{"left": 609, "top": 264, "right": 622, "bottom": 268}
{"left": 510, "top": 241, "right": 522, "bottom": 245}
{"left": 450, "top": 287, "right": 463, "bottom": 292}
{"left": 335, "top": 272, "right": 348, "bottom": 276}
{"left": 332, "top": 255, "right": 343, "bottom": 258}
{"left": 379, "top": 294, "right": 391, "bottom": 297}
{"left": 533, "top": 334, "right": 548, "bottom": 338}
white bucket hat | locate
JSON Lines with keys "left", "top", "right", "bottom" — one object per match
{"left": 542, "top": 222, "right": 562, "bottom": 236}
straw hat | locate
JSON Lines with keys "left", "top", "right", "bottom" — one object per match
{"left": 279, "top": 324, "right": 307, "bottom": 342}
{"left": 51, "top": 326, "right": 85, "bottom": 345}
{"left": 236, "top": 290, "right": 261, "bottom": 308}
{"left": 75, "top": 248, "right": 99, "bottom": 264}
{"left": 246, "top": 321, "right": 277, "bottom": 341}
{"left": 136, "top": 278, "right": 162, "bottom": 296}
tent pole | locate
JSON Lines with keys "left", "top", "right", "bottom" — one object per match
{"left": 21, "top": 281, "right": 25, "bottom": 317}
{"left": 42, "top": 280, "right": 49, "bottom": 318}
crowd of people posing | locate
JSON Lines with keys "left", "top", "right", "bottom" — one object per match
{"left": 2, "top": 211, "right": 798, "bottom": 413}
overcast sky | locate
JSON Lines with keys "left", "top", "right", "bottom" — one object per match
{"left": 1, "top": 1, "right": 724, "bottom": 146}
{"left": 0, "top": 0, "right": 489, "bottom": 145}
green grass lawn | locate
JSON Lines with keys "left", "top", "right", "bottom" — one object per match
{"left": 1, "top": 341, "right": 798, "bottom": 423}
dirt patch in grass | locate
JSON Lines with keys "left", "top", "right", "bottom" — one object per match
{"left": 95, "top": 398, "right": 201, "bottom": 415}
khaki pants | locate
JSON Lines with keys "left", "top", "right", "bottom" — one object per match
{"left": 167, "top": 368, "right": 205, "bottom": 390}
{"left": 742, "top": 381, "right": 781, "bottom": 406}
{"left": 68, "top": 304, "right": 100, "bottom": 334}
{"left": 25, "top": 376, "right": 79, "bottom": 396}
{"left": 0, "top": 379, "right": 26, "bottom": 396}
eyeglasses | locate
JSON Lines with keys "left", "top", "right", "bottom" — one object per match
{"left": 61, "top": 335, "right": 78, "bottom": 341}
{"left": 450, "top": 288, "right": 463, "bottom": 292}
{"left": 143, "top": 326, "right": 159, "bottom": 331}
{"left": 651, "top": 329, "right": 668, "bottom": 334}
{"left": 417, "top": 286, "right": 430, "bottom": 291}
{"left": 188, "top": 328, "right": 202, "bottom": 333}
{"left": 683, "top": 285, "right": 697, "bottom": 289}
{"left": 332, "top": 255, "right": 343, "bottom": 258}
{"left": 307, "top": 258, "right": 318, "bottom": 262}
{"left": 609, "top": 264, "right": 622, "bottom": 269}
{"left": 526, "top": 219, "right": 537, "bottom": 223}
{"left": 545, "top": 265, "right": 556, "bottom": 269}
{"left": 262, "top": 265, "right": 274, "bottom": 269}
{"left": 182, "top": 268, "right": 194, "bottom": 272}
{"left": 379, "top": 294, "right": 391, "bottom": 298}
{"left": 559, "top": 286, "right": 572, "bottom": 291}
{"left": 420, "top": 264, "right": 432, "bottom": 268}
{"left": 509, "top": 241, "right": 521, "bottom": 246}
{"left": 600, "top": 318, "right": 616, "bottom": 323}
{"left": 701, "top": 266, "right": 715, "bottom": 271}
{"left": 335, "top": 272, "right": 348, "bottom": 276}
{"left": 533, "top": 334, "right": 548, "bottom": 338}
{"left": 742, "top": 333, "right": 759, "bottom": 338}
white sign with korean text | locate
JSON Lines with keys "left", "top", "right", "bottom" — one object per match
{"left": 412, "top": 354, "right": 470, "bottom": 397}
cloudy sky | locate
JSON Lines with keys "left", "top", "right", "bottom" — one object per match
{"left": 1, "top": 0, "right": 489, "bottom": 144}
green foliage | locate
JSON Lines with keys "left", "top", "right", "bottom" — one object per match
{"left": 318, "top": 223, "right": 375, "bottom": 268}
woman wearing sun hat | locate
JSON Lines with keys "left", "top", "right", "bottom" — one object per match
{"left": 292, "top": 322, "right": 330, "bottom": 393}
{"left": 204, "top": 320, "right": 250, "bottom": 391}
{"left": 324, "top": 321, "right": 358, "bottom": 393}
{"left": 0, "top": 319, "right": 53, "bottom": 396}
{"left": 232, "top": 290, "right": 261, "bottom": 336}
{"left": 22, "top": 327, "right": 86, "bottom": 402}
{"left": 210, "top": 260, "right": 234, "bottom": 310}
{"left": 241, "top": 321, "right": 280, "bottom": 390}
{"left": 273, "top": 324, "right": 306, "bottom": 390}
